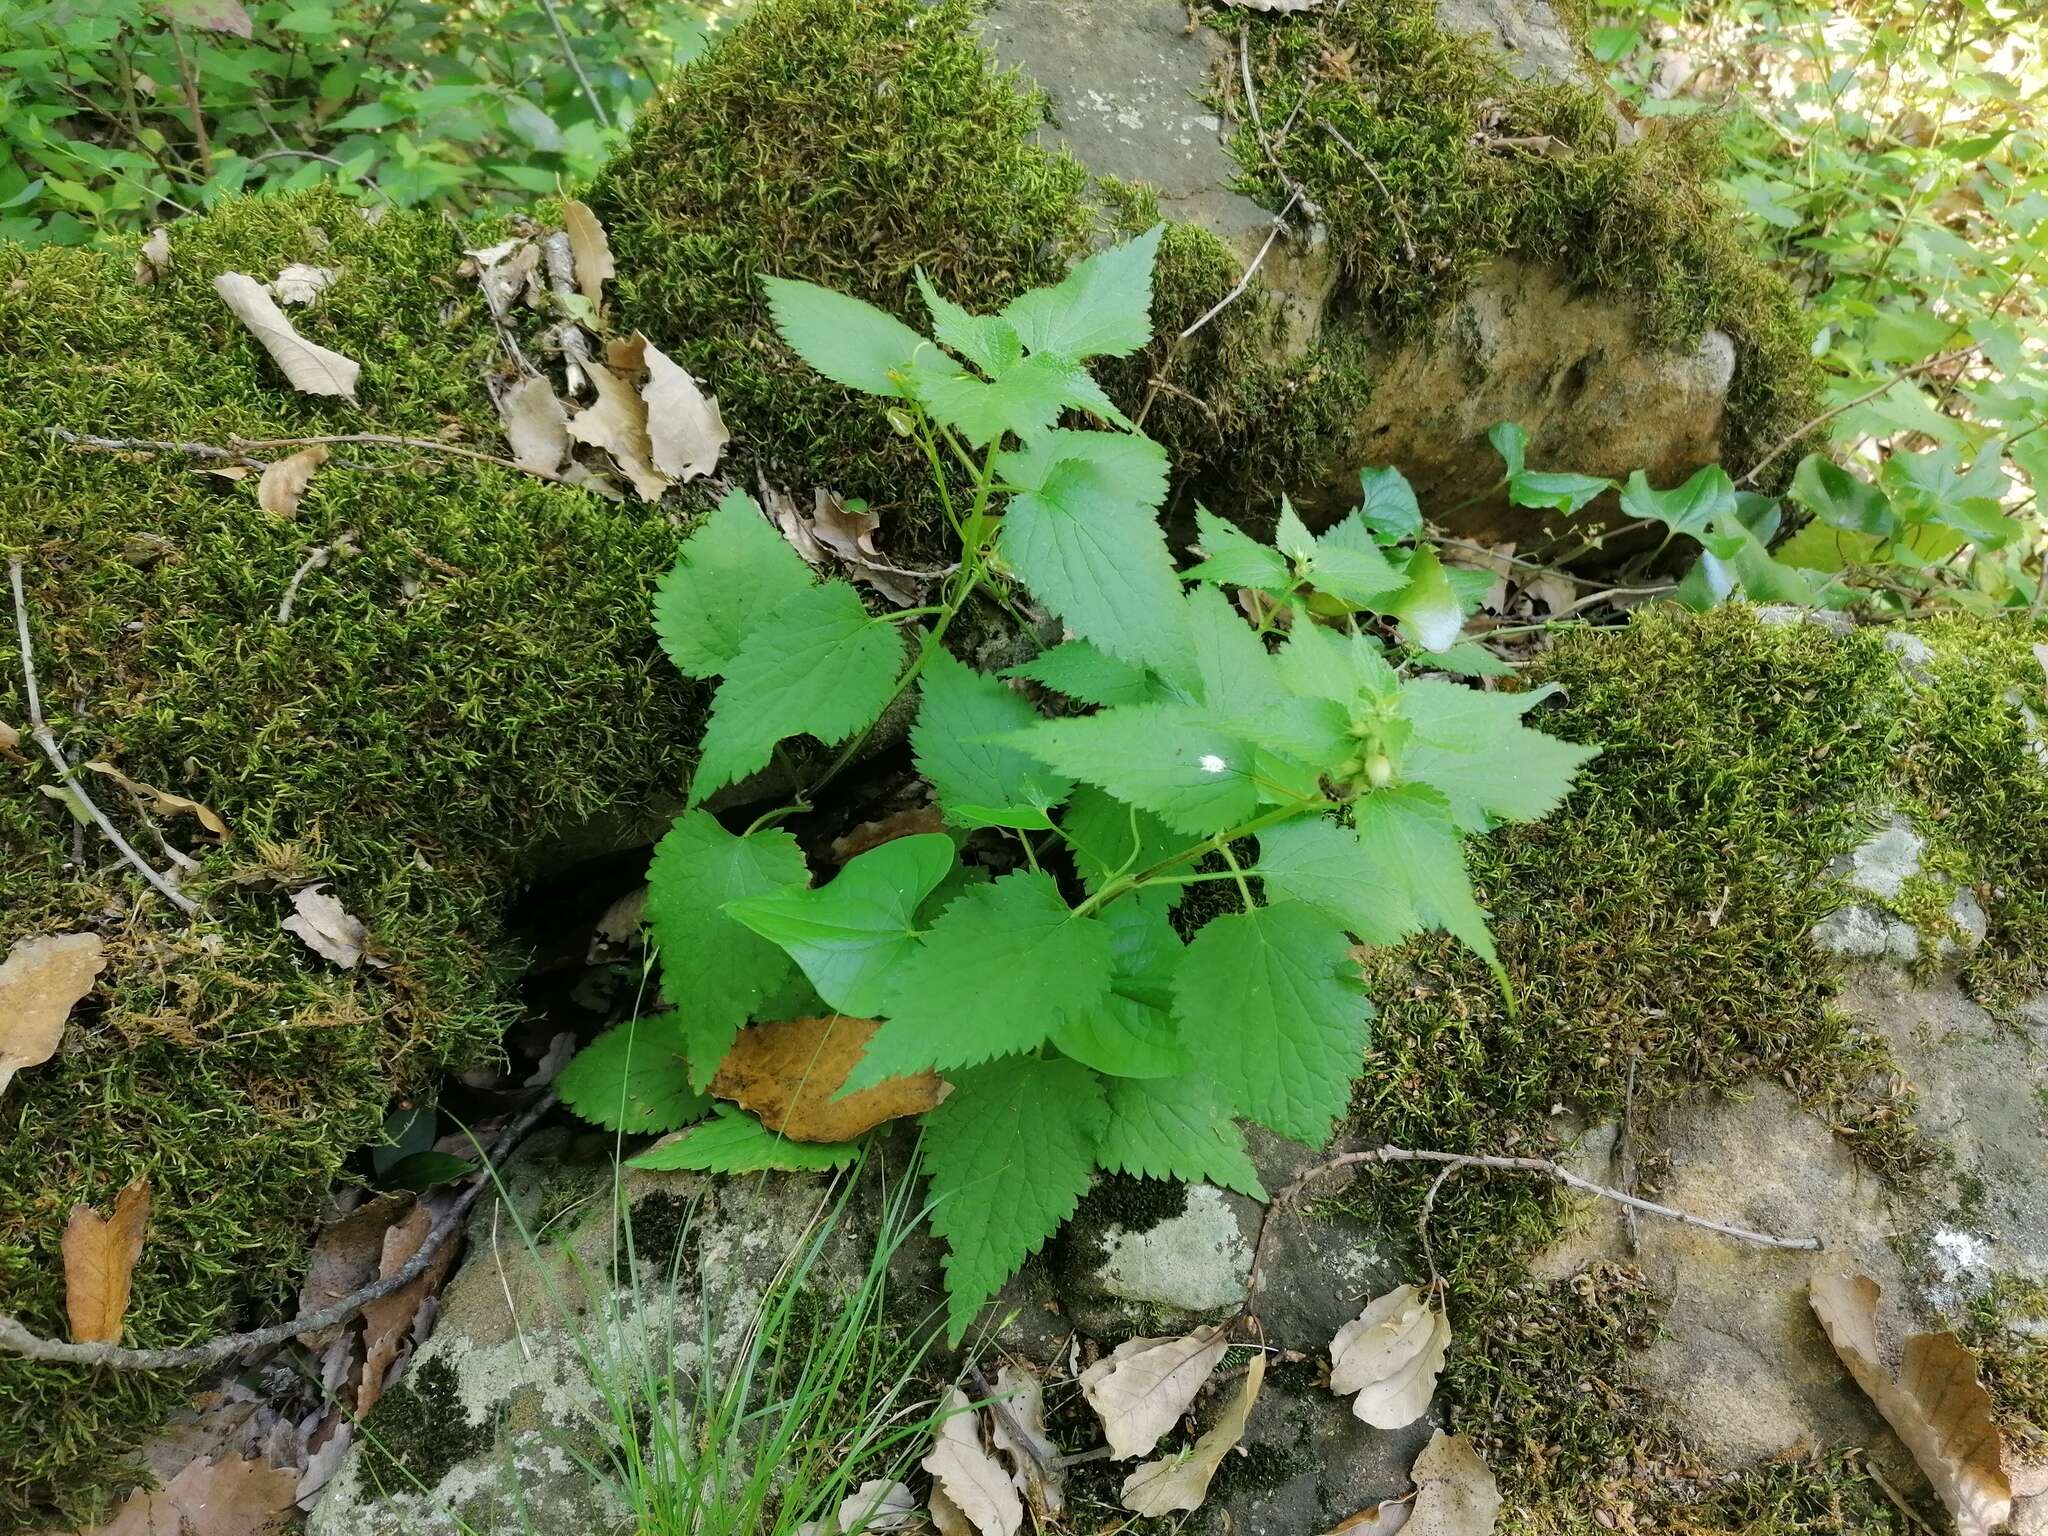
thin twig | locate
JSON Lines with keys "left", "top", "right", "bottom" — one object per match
{"left": 277, "top": 537, "right": 354, "bottom": 623}
{"left": 1619, "top": 1054, "right": 1641, "bottom": 1256}
{"left": 966, "top": 1366, "right": 1061, "bottom": 1487}
{"left": 1316, "top": 120, "right": 1418, "bottom": 265}
{"left": 1736, "top": 346, "right": 1978, "bottom": 488}
{"left": 46, "top": 426, "right": 242, "bottom": 462}
{"left": 1417, "top": 1165, "right": 1454, "bottom": 1294}
{"left": 48, "top": 426, "right": 576, "bottom": 488}
{"left": 535, "top": 0, "right": 611, "bottom": 131}
{"left": 1178, "top": 188, "right": 1301, "bottom": 343}
{"left": 10, "top": 559, "right": 200, "bottom": 916}
{"left": 0, "top": 1092, "right": 558, "bottom": 1371}
{"left": 1238, "top": 33, "right": 1321, "bottom": 220}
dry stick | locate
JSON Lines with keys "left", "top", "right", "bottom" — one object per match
{"left": 1238, "top": 32, "right": 1321, "bottom": 221}
{"left": 46, "top": 426, "right": 243, "bottom": 463}
{"left": 47, "top": 425, "right": 575, "bottom": 488}
{"left": 1178, "top": 187, "right": 1303, "bottom": 344}
{"left": 277, "top": 536, "right": 355, "bottom": 623}
{"left": 1244, "top": 1142, "right": 1821, "bottom": 1308}
{"left": 536, "top": 0, "right": 611, "bottom": 131}
{"left": 1735, "top": 346, "right": 1978, "bottom": 489}
{"left": 1316, "top": 120, "right": 1419, "bottom": 265}
{"left": 10, "top": 559, "right": 200, "bottom": 917}
{"left": 0, "top": 1092, "right": 559, "bottom": 1371}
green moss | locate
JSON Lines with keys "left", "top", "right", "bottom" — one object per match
{"left": 1224, "top": 4, "right": 1820, "bottom": 483}
{"left": 1957, "top": 1273, "right": 2048, "bottom": 1441}
{"left": 0, "top": 191, "right": 702, "bottom": 1529}
{"left": 358, "top": 1357, "right": 494, "bottom": 1492}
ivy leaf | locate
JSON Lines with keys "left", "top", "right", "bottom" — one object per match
{"left": 1352, "top": 785, "right": 1500, "bottom": 974}
{"left": 724, "top": 834, "right": 956, "bottom": 1016}
{"left": 1352, "top": 466, "right": 1423, "bottom": 546}
{"left": 1007, "top": 703, "right": 1259, "bottom": 836}
{"left": 916, "top": 268, "right": 1022, "bottom": 376}
{"left": 1881, "top": 442, "right": 2017, "bottom": 547}
{"left": 1186, "top": 506, "right": 1291, "bottom": 591}
{"left": 556, "top": 1015, "right": 711, "bottom": 1133}
{"left": 1398, "top": 679, "right": 1599, "bottom": 830}
{"left": 924, "top": 1055, "right": 1106, "bottom": 1343}
{"left": 690, "top": 581, "right": 905, "bottom": 803}
{"left": 1620, "top": 465, "right": 1737, "bottom": 540}
{"left": 1096, "top": 1075, "right": 1266, "bottom": 1198}
{"left": 1254, "top": 815, "right": 1417, "bottom": 945}
{"left": 1386, "top": 545, "right": 1465, "bottom": 653}
{"left": 849, "top": 871, "right": 1114, "bottom": 1088}
{"left": 913, "top": 650, "right": 1073, "bottom": 825}
{"left": 999, "top": 224, "right": 1164, "bottom": 361}
{"left": 1487, "top": 421, "right": 1527, "bottom": 479}
{"left": 761, "top": 274, "right": 928, "bottom": 398}
{"left": 628, "top": 1105, "right": 862, "bottom": 1173}
{"left": 651, "top": 488, "right": 815, "bottom": 679}
{"left": 646, "top": 811, "right": 810, "bottom": 1086}
{"left": 1170, "top": 902, "right": 1371, "bottom": 1145}
{"left": 1006, "top": 641, "right": 1159, "bottom": 708}
{"left": 1792, "top": 454, "right": 1898, "bottom": 537}
{"left": 1511, "top": 471, "right": 1612, "bottom": 515}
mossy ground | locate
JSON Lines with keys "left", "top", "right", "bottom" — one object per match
{"left": 0, "top": 192, "right": 705, "bottom": 1528}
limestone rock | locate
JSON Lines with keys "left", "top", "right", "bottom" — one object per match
{"left": 1811, "top": 903, "right": 1922, "bottom": 965}
{"left": 1833, "top": 815, "right": 1925, "bottom": 901}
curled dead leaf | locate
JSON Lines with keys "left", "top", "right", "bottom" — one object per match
{"left": 273, "top": 263, "right": 340, "bottom": 306}
{"left": 990, "top": 1362, "right": 1065, "bottom": 1520}
{"left": 214, "top": 273, "right": 360, "bottom": 399}
{"left": 96, "top": 1450, "right": 299, "bottom": 1536}
{"left": 85, "top": 761, "right": 230, "bottom": 840}
{"left": 356, "top": 1198, "right": 457, "bottom": 1417}
{"left": 256, "top": 445, "right": 329, "bottom": 517}
{"left": 1810, "top": 1272, "right": 2012, "bottom": 1536}
{"left": 1330, "top": 1284, "right": 1450, "bottom": 1429}
{"left": 568, "top": 359, "right": 669, "bottom": 502}
{"left": 836, "top": 1479, "right": 920, "bottom": 1532}
{"left": 1081, "top": 1324, "right": 1232, "bottom": 1460}
{"left": 561, "top": 198, "right": 614, "bottom": 311}
{"left": 135, "top": 226, "right": 172, "bottom": 286}
{"left": 0, "top": 719, "right": 21, "bottom": 759}
{"left": 710, "top": 1016, "right": 948, "bottom": 1143}
{"left": 282, "top": 884, "right": 377, "bottom": 970}
{"left": 923, "top": 1388, "right": 1022, "bottom": 1536}
{"left": 295, "top": 1191, "right": 415, "bottom": 1349}
{"left": 1323, "top": 1495, "right": 1418, "bottom": 1536}
{"left": 63, "top": 1177, "right": 150, "bottom": 1344}
{"left": 1120, "top": 1351, "right": 1265, "bottom": 1516}
{"left": 640, "top": 337, "right": 729, "bottom": 482}
{"left": 494, "top": 374, "right": 572, "bottom": 476}
{"left": 0, "top": 932, "right": 106, "bottom": 1099}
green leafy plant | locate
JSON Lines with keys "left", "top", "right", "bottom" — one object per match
{"left": 556, "top": 228, "right": 1599, "bottom": 1340}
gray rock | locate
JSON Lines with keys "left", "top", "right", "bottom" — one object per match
{"left": 1947, "top": 886, "right": 1989, "bottom": 948}
{"left": 1811, "top": 903, "right": 1920, "bottom": 965}
{"left": 1832, "top": 815, "right": 1925, "bottom": 901}
{"left": 1883, "top": 629, "right": 1937, "bottom": 683}
{"left": 1756, "top": 604, "right": 1856, "bottom": 635}
{"left": 1084, "top": 1183, "right": 1255, "bottom": 1317}
{"left": 1433, "top": 0, "right": 1597, "bottom": 86}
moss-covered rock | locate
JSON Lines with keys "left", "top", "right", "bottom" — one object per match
{"left": 0, "top": 192, "right": 708, "bottom": 1529}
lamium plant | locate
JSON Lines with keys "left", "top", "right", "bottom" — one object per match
{"left": 556, "top": 227, "right": 1599, "bottom": 1340}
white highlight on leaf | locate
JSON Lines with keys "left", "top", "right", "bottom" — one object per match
{"left": 1328, "top": 1284, "right": 1450, "bottom": 1429}
{"left": 1198, "top": 753, "right": 1228, "bottom": 774}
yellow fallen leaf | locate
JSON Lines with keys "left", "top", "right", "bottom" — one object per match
{"left": 0, "top": 932, "right": 106, "bottom": 1099}
{"left": 86, "top": 761, "right": 230, "bottom": 840}
{"left": 1120, "top": 1352, "right": 1265, "bottom": 1516}
{"left": 1080, "top": 1324, "right": 1232, "bottom": 1460}
{"left": 256, "top": 444, "right": 328, "bottom": 517}
{"left": 709, "top": 1015, "right": 947, "bottom": 1143}
{"left": 214, "top": 272, "right": 360, "bottom": 398}
{"left": 63, "top": 1176, "right": 150, "bottom": 1344}
{"left": 1810, "top": 1272, "right": 2012, "bottom": 1536}
{"left": 1330, "top": 1284, "right": 1450, "bottom": 1429}
{"left": 562, "top": 198, "right": 614, "bottom": 310}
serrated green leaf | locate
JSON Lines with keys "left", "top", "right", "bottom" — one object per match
{"left": 1096, "top": 1075, "right": 1266, "bottom": 1198}
{"left": 1273, "top": 615, "right": 1398, "bottom": 709}
{"left": 1387, "top": 544, "right": 1464, "bottom": 653}
{"left": 557, "top": 1015, "right": 712, "bottom": 1133}
{"left": 1008, "top": 703, "right": 1259, "bottom": 836}
{"left": 1000, "top": 461, "right": 1188, "bottom": 671}
{"left": 651, "top": 488, "right": 814, "bottom": 679}
{"left": 1305, "top": 533, "right": 1405, "bottom": 608}
{"left": 909, "top": 348, "right": 1080, "bottom": 446}
{"left": 924, "top": 1055, "right": 1106, "bottom": 1342}
{"left": 916, "top": 268, "right": 1021, "bottom": 376}
{"left": 912, "top": 650, "right": 1072, "bottom": 826}
{"left": 724, "top": 834, "right": 956, "bottom": 1016}
{"left": 1051, "top": 902, "right": 1193, "bottom": 1077}
{"left": 1351, "top": 784, "right": 1499, "bottom": 971}
{"left": 647, "top": 811, "right": 810, "bottom": 1087}
{"left": 1170, "top": 902, "right": 1370, "bottom": 1145}
{"left": 1425, "top": 641, "right": 1515, "bottom": 678}
{"left": 1398, "top": 678, "right": 1598, "bottom": 830}
{"left": 761, "top": 274, "right": 928, "bottom": 398}
{"left": 1186, "top": 583, "right": 1276, "bottom": 715}
{"left": 628, "top": 1105, "right": 862, "bottom": 1173}
{"left": 1352, "top": 466, "right": 1424, "bottom": 546}
{"left": 690, "top": 581, "right": 905, "bottom": 803}
{"left": 998, "top": 429, "right": 1169, "bottom": 513}
{"left": 1186, "top": 506, "right": 1291, "bottom": 591}
{"left": 849, "top": 871, "right": 1114, "bottom": 1088}
{"left": 1060, "top": 785, "right": 1187, "bottom": 911}
{"left": 1006, "top": 640, "right": 1159, "bottom": 708}
{"left": 1254, "top": 815, "right": 1416, "bottom": 945}
{"left": 998, "top": 224, "right": 1163, "bottom": 361}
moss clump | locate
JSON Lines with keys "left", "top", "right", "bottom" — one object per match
{"left": 0, "top": 191, "right": 702, "bottom": 1528}
{"left": 1226, "top": 4, "right": 1820, "bottom": 482}
{"left": 358, "top": 1357, "right": 493, "bottom": 1491}
{"left": 586, "top": 0, "right": 1093, "bottom": 557}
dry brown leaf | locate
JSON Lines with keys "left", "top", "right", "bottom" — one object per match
{"left": 96, "top": 1452, "right": 299, "bottom": 1536}
{"left": 1080, "top": 1324, "right": 1232, "bottom": 1460}
{"left": 295, "top": 1191, "right": 414, "bottom": 1348}
{"left": 1323, "top": 1495, "right": 1418, "bottom": 1536}
{"left": 923, "top": 1388, "right": 1023, "bottom": 1536}
{"left": 836, "top": 1478, "right": 920, "bottom": 1532}
{"left": 272, "top": 263, "right": 340, "bottom": 306}
{"left": 561, "top": 198, "right": 614, "bottom": 310}
{"left": 640, "top": 337, "right": 729, "bottom": 482}
{"left": 214, "top": 273, "right": 360, "bottom": 399}
{"left": 282, "top": 884, "right": 372, "bottom": 970}
{"left": 64, "top": 1177, "right": 150, "bottom": 1344}
{"left": 1810, "top": 1272, "right": 2012, "bottom": 1536}
{"left": 85, "top": 761, "right": 230, "bottom": 840}
{"left": 0, "top": 932, "right": 105, "bottom": 1099}
{"left": 710, "top": 1016, "right": 948, "bottom": 1143}
{"left": 928, "top": 1488, "right": 973, "bottom": 1536}
{"left": 763, "top": 478, "right": 827, "bottom": 566}
{"left": 1330, "top": 1284, "right": 1450, "bottom": 1429}
{"left": 1120, "top": 1351, "right": 1265, "bottom": 1516}
{"left": 255, "top": 445, "right": 329, "bottom": 517}
{"left": 830, "top": 808, "right": 949, "bottom": 864}
{"left": 1403, "top": 1433, "right": 1500, "bottom": 1536}
{"left": 495, "top": 374, "right": 572, "bottom": 475}
{"left": 136, "top": 226, "right": 172, "bottom": 286}
{"left": 356, "top": 1200, "right": 455, "bottom": 1417}
{"left": 568, "top": 359, "right": 669, "bottom": 501}
{"left": 160, "top": 0, "right": 255, "bottom": 37}
{"left": 0, "top": 719, "right": 21, "bottom": 760}
{"left": 989, "top": 1362, "right": 1064, "bottom": 1520}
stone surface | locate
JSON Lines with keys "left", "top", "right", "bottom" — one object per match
{"left": 1833, "top": 814, "right": 1925, "bottom": 901}
{"left": 1811, "top": 902, "right": 1921, "bottom": 964}
{"left": 979, "top": 0, "right": 1745, "bottom": 534}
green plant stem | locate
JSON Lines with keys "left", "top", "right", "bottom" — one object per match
{"left": 1215, "top": 841, "right": 1255, "bottom": 907}
{"left": 1071, "top": 802, "right": 1322, "bottom": 921}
